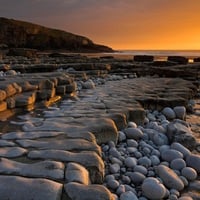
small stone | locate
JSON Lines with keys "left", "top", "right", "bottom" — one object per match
{"left": 120, "top": 191, "right": 138, "bottom": 200}
{"left": 127, "top": 139, "right": 138, "bottom": 148}
{"left": 124, "top": 157, "right": 137, "bottom": 168}
{"left": 179, "top": 176, "right": 188, "bottom": 187}
{"left": 170, "top": 158, "right": 186, "bottom": 170}
{"left": 134, "top": 165, "right": 148, "bottom": 175}
{"left": 169, "top": 194, "right": 178, "bottom": 200}
{"left": 161, "top": 149, "right": 183, "bottom": 162}
{"left": 110, "top": 163, "right": 121, "bottom": 174}
{"left": 186, "top": 153, "right": 200, "bottom": 173}
{"left": 118, "top": 131, "right": 126, "bottom": 142}
{"left": 173, "top": 106, "right": 186, "bottom": 120}
{"left": 171, "top": 143, "right": 191, "bottom": 158}
{"left": 181, "top": 167, "right": 197, "bottom": 181}
{"left": 128, "top": 171, "right": 146, "bottom": 185}
{"left": 116, "top": 184, "right": 126, "bottom": 195}
{"left": 150, "top": 155, "right": 160, "bottom": 166}
{"left": 121, "top": 175, "right": 131, "bottom": 184}
{"left": 127, "top": 122, "right": 137, "bottom": 128}
{"left": 162, "top": 107, "right": 176, "bottom": 120}
{"left": 142, "top": 177, "right": 166, "bottom": 200}
{"left": 107, "top": 179, "right": 120, "bottom": 190}
{"left": 138, "top": 156, "right": 151, "bottom": 168}
{"left": 124, "top": 128, "right": 143, "bottom": 140}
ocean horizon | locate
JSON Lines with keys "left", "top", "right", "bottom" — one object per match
{"left": 104, "top": 49, "right": 200, "bottom": 62}
{"left": 116, "top": 49, "right": 200, "bottom": 57}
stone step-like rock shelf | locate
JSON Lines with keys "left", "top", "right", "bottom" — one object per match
{"left": 0, "top": 72, "right": 76, "bottom": 115}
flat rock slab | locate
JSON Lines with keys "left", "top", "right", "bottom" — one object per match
{"left": 2, "top": 130, "right": 96, "bottom": 142}
{"left": 28, "top": 149, "right": 104, "bottom": 183}
{"left": 2, "top": 131, "right": 65, "bottom": 140}
{"left": 0, "top": 140, "right": 15, "bottom": 147}
{"left": 22, "top": 118, "right": 118, "bottom": 145}
{"left": 16, "top": 138, "right": 101, "bottom": 155}
{"left": 0, "top": 175, "right": 62, "bottom": 200}
{"left": 65, "top": 182, "right": 114, "bottom": 200}
{"left": 0, "top": 158, "right": 64, "bottom": 180}
{"left": 0, "top": 147, "right": 27, "bottom": 158}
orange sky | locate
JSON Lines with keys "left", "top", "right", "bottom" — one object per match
{"left": 1, "top": 0, "right": 200, "bottom": 50}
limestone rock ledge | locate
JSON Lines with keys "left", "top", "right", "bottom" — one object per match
{"left": 0, "top": 72, "right": 76, "bottom": 117}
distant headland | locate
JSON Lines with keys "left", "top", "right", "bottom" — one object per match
{"left": 0, "top": 17, "right": 113, "bottom": 53}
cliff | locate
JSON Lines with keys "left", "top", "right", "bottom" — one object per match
{"left": 0, "top": 17, "right": 113, "bottom": 52}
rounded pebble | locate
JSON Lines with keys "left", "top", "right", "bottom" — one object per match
{"left": 142, "top": 177, "right": 166, "bottom": 200}
{"left": 181, "top": 167, "right": 197, "bottom": 181}
{"left": 120, "top": 191, "right": 138, "bottom": 200}
{"left": 138, "top": 156, "right": 151, "bottom": 168}
{"left": 170, "top": 158, "right": 186, "bottom": 170}
{"left": 124, "top": 128, "right": 143, "bottom": 140}
{"left": 162, "top": 107, "right": 176, "bottom": 120}
{"left": 161, "top": 149, "right": 183, "bottom": 162}
{"left": 173, "top": 106, "right": 186, "bottom": 120}
{"left": 107, "top": 179, "right": 120, "bottom": 190}
{"left": 124, "top": 157, "right": 137, "bottom": 168}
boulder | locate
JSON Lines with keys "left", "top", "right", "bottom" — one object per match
{"left": 167, "top": 56, "right": 188, "bottom": 64}
{"left": 193, "top": 57, "right": 200, "bottom": 62}
{"left": 134, "top": 55, "right": 154, "bottom": 62}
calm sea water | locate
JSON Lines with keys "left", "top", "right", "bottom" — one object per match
{"left": 113, "top": 50, "right": 200, "bottom": 61}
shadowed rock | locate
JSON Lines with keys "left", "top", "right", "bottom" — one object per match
{"left": 167, "top": 56, "right": 188, "bottom": 64}
{"left": 134, "top": 55, "right": 154, "bottom": 62}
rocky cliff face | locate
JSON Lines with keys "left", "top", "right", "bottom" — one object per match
{"left": 0, "top": 17, "right": 113, "bottom": 52}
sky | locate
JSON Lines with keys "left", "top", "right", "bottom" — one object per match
{"left": 1, "top": 0, "right": 200, "bottom": 50}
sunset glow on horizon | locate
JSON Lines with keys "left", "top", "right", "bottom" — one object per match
{"left": 1, "top": 0, "right": 200, "bottom": 50}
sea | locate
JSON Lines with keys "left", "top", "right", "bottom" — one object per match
{"left": 109, "top": 50, "right": 200, "bottom": 62}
